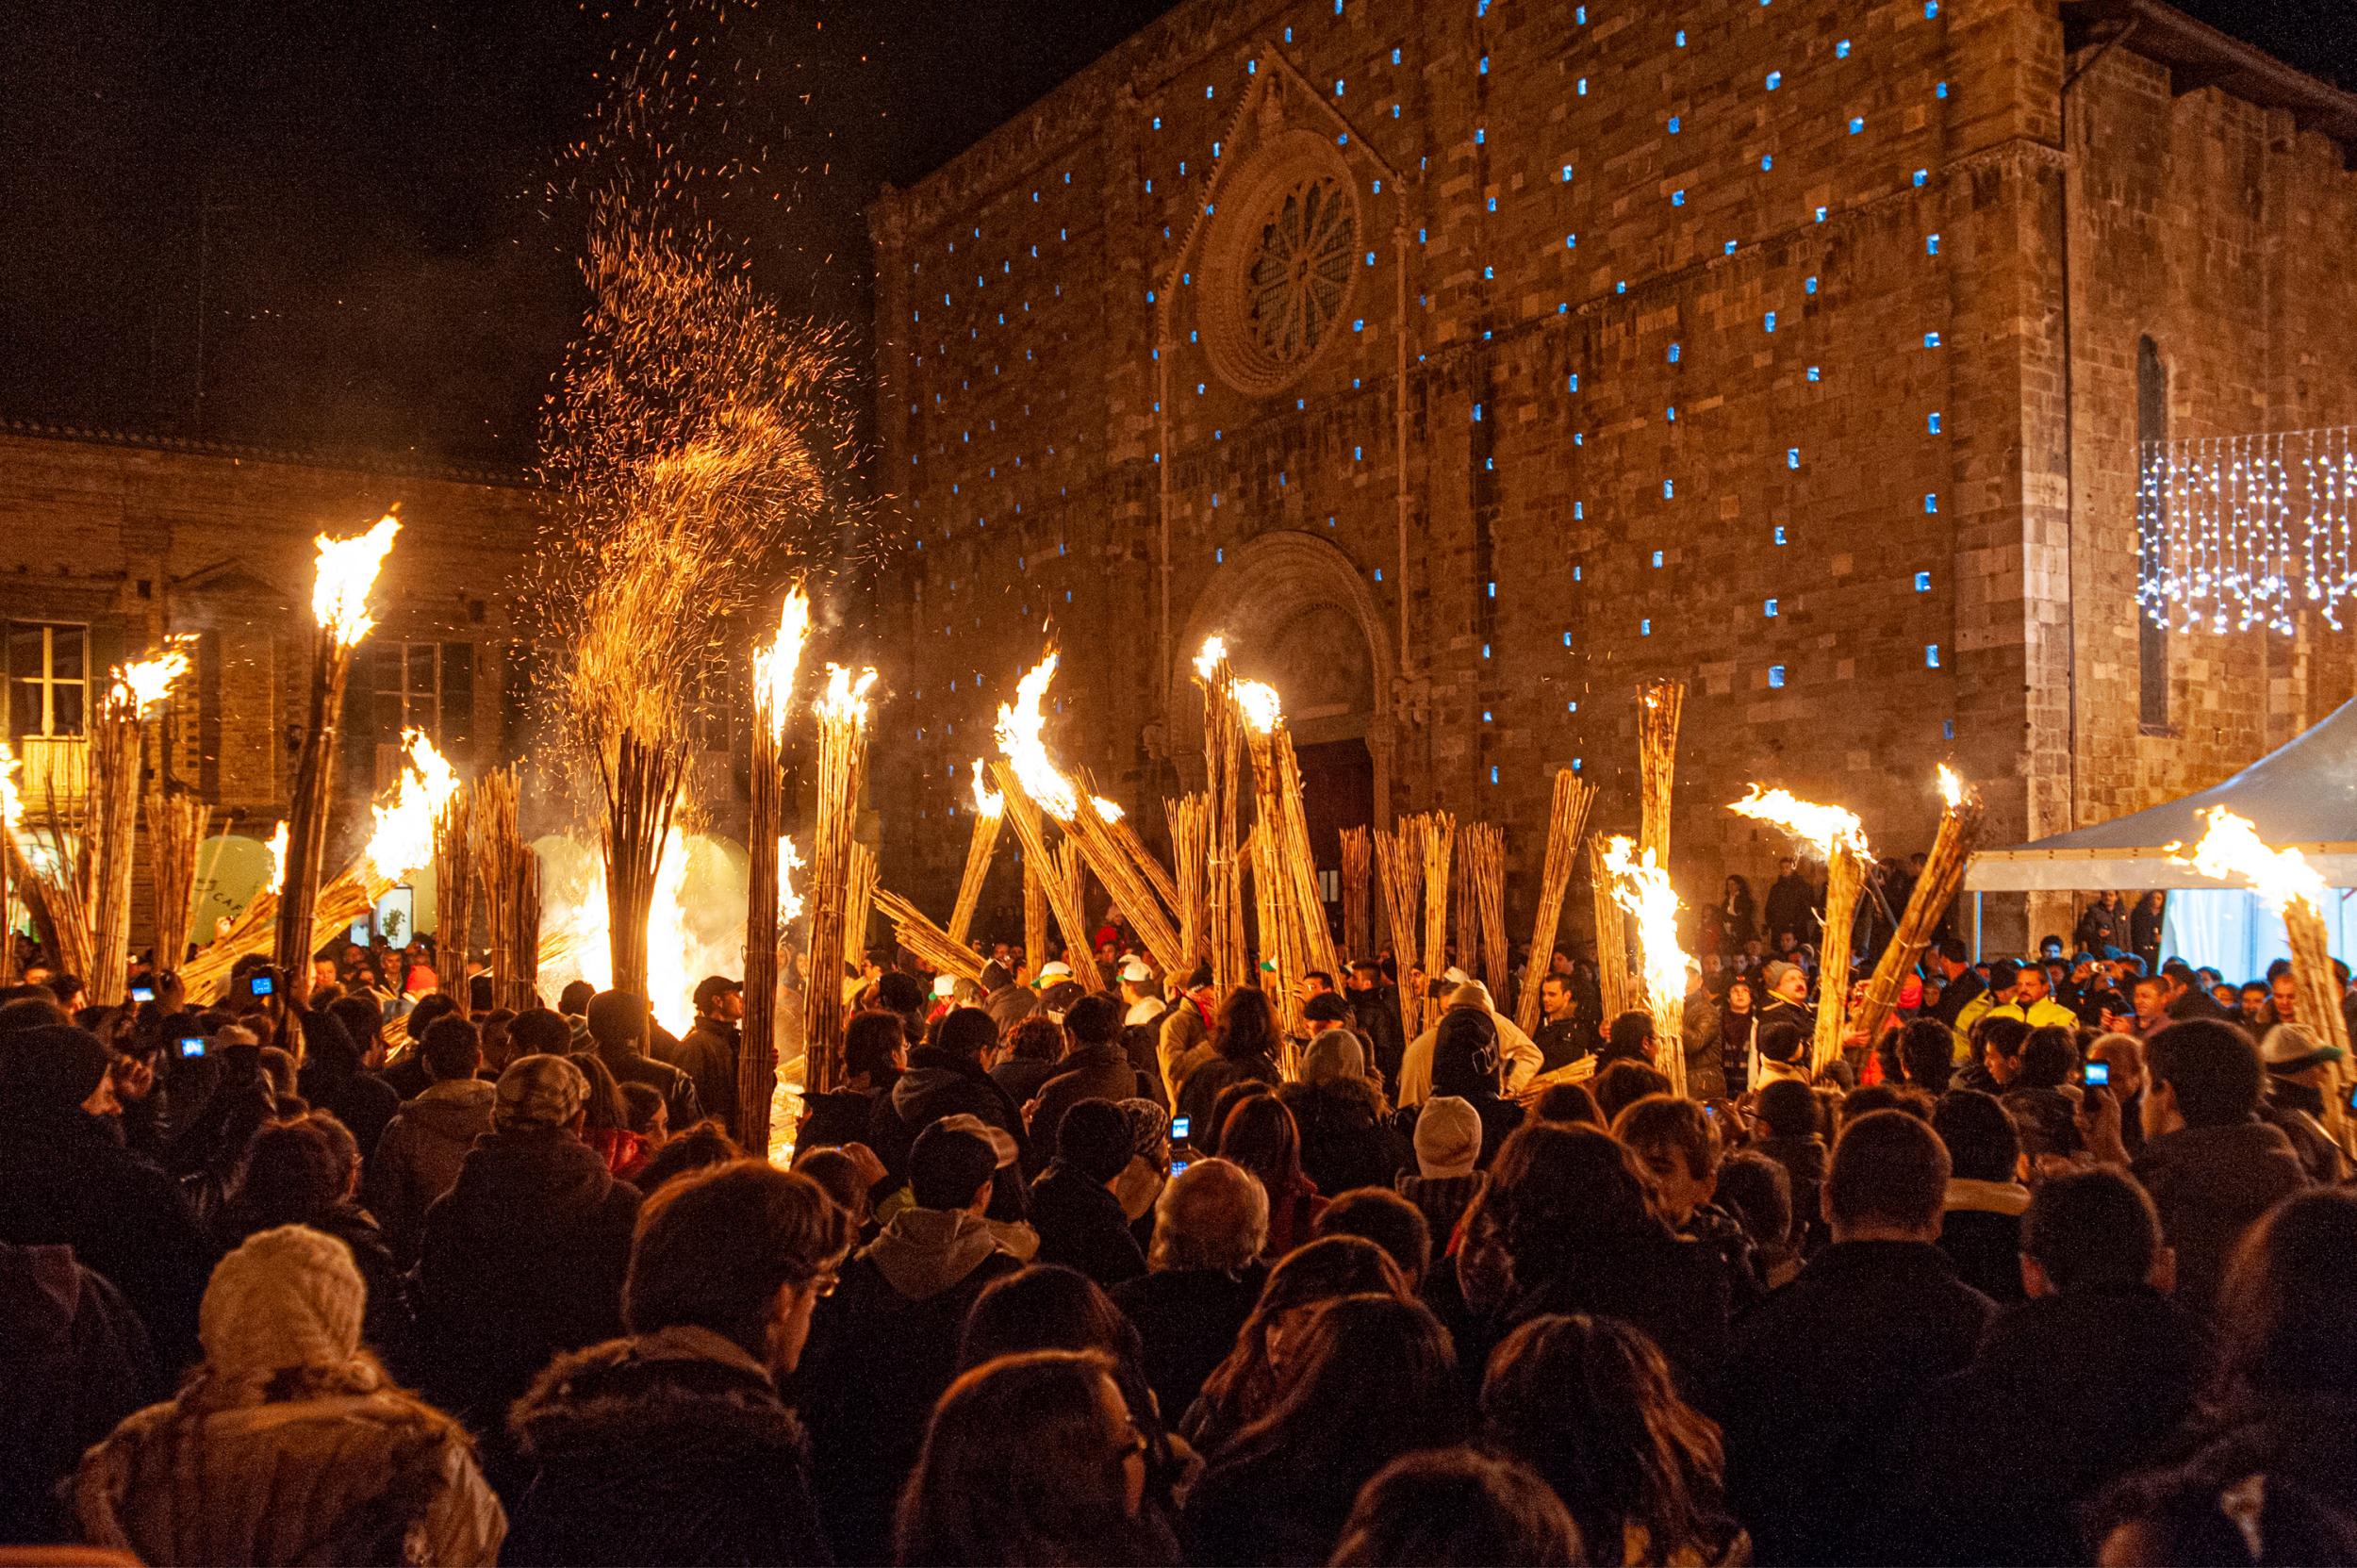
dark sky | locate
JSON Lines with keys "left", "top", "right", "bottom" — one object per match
{"left": 0, "top": 0, "right": 2346, "bottom": 472}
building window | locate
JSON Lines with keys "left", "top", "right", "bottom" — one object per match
{"left": 2136, "top": 336, "right": 2169, "bottom": 734}
{"left": 357, "top": 640, "right": 474, "bottom": 761}
{"left": 8, "top": 621, "right": 89, "bottom": 738}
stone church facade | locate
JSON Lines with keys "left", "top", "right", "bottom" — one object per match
{"left": 868, "top": 0, "right": 2357, "bottom": 949}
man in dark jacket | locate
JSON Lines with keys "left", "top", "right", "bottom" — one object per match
{"left": 978, "top": 958, "right": 1037, "bottom": 1034}
{"left": 2160, "top": 960, "right": 2234, "bottom": 1022}
{"left": 1926, "top": 938, "right": 1985, "bottom": 1033}
{"left": 1762, "top": 857, "right": 1816, "bottom": 948}
{"left": 414, "top": 1053, "right": 642, "bottom": 1431}
{"left": 798, "top": 1011, "right": 903, "bottom": 1152}
{"left": 366, "top": 1015, "right": 496, "bottom": 1265}
{"left": 1030, "top": 994, "right": 1142, "bottom": 1147}
{"left": 1529, "top": 972, "right": 1591, "bottom": 1075}
{"left": 0, "top": 1025, "right": 211, "bottom": 1373}
{"left": 295, "top": 1002, "right": 398, "bottom": 1162}
{"left": 1345, "top": 960, "right": 1410, "bottom": 1092}
{"left": 1028, "top": 1098, "right": 1148, "bottom": 1288}
{"left": 1111, "top": 1158, "right": 1269, "bottom": 1421}
{"left": 505, "top": 1160, "right": 852, "bottom": 1567}
{"left": 1719, "top": 1110, "right": 1997, "bottom": 1564}
{"left": 1930, "top": 1089, "right": 2031, "bottom": 1303}
{"left": 865, "top": 1005, "right": 1030, "bottom": 1181}
{"left": 659, "top": 976, "right": 741, "bottom": 1135}
{"left": 585, "top": 991, "right": 701, "bottom": 1131}
{"left": 793, "top": 1122, "right": 1023, "bottom": 1564}
{"left": 1868, "top": 1168, "right": 2210, "bottom": 1565}
{"left": 0, "top": 1239, "right": 157, "bottom": 1544}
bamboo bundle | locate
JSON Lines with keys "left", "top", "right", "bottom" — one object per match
{"left": 1589, "top": 838, "right": 1637, "bottom": 1023}
{"left": 948, "top": 760, "right": 1004, "bottom": 947}
{"left": 1057, "top": 839, "right": 1091, "bottom": 960}
{"left": 85, "top": 687, "right": 145, "bottom": 1004}
{"left": 1512, "top": 771, "right": 1596, "bottom": 1036}
{"left": 1102, "top": 801, "right": 1180, "bottom": 923}
{"left": 802, "top": 667, "right": 879, "bottom": 1096}
{"left": 1813, "top": 849, "right": 1867, "bottom": 1073}
{"left": 843, "top": 842, "right": 878, "bottom": 973}
{"left": 1167, "top": 794, "right": 1210, "bottom": 970}
{"left": 1194, "top": 639, "right": 1248, "bottom": 996}
{"left": 990, "top": 760, "right": 1106, "bottom": 993}
{"left": 432, "top": 783, "right": 476, "bottom": 1006}
{"left": 1637, "top": 678, "right": 1686, "bottom": 866}
{"left": 144, "top": 791, "right": 210, "bottom": 975}
{"left": 1022, "top": 856, "right": 1048, "bottom": 981}
{"left": 20, "top": 794, "right": 95, "bottom": 990}
{"left": 1248, "top": 818, "right": 1304, "bottom": 1035}
{"left": 475, "top": 767, "right": 542, "bottom": 1014}
{"left": 875, "top": 887, "right": 988, "bottom": 985}
{"left": 1453, "top": 833, "right": 1483, "bottom": 988}
{"left": 2285, "top": 906, "right": 2354, "bottom": 1147}
{"left": 600, "top": 731, "right": 690, "bottom": 1001}
{"left": 1850, "top": 769, "right": 1985, "bottom": 1046}
{"left": 1340, "top": 826, "right": 1372, "bottom": 962}
{"left": 1422, "top": 811, "right": 1456, "bottom": 999}
{"left": 1464, "top": 824, "right": 1511, "bottom": 1007}
{"left": 180, "top": 871, "right": 382, "bottom": 1002}
{"left": 739, "top": 591, "right": 808, "bottom": 1153}
{"left": 1064, "top": 778, "right": 1187, "bottom": 975}
{"left": 0, "top": 742, "right": 19, "bottom": 985}
{"left": 1272, "top": 732, "right": 1340, "bottom": 983}
{"left": 1374, "top": 817, "right": 1425, "bottom": 1032}
{"left": 1601, "top": 835, "right": 1691, "bottom": 1098}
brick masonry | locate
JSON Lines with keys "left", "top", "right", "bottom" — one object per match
{"left": 865, "top": 0, "right": 2357, "bottom": 956}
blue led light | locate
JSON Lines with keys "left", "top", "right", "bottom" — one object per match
{"left": 1925, "top": 494, "right": 1939, "bottom": 513}
{"left": 1767, "top": 70, "right": 1782, "bottom": 90}
{"left": 1926, "top": 644, "right": 1942, "bottom": 668}
{"left": 1916, "top": 570, "right": 1933, "bottom": 591}
{"left": 1641, "top": 619, "right": 1653, "bottom": 636}
{"left": 1926, "top": 233, "right": 1941, "bottom": 255}
{"left": 1668, "top": 116, "right": 1681, "bottom": 133}
{"left": 1765, "top": 311, "right": 1777, "bottom": 331}
{"left": 1787, "top": 448, "right": 1800, "bottom": 469}
{"left": 1925, "top": 331, "right": 1942, "bottom": 347}
{"left": 1929, "top": 411, "right": 1942, "bottom": 433}
{"left": 1672, "top": 189, "right": 1686, "bottom": 206}
{"left": 1769, "top": 665, "right": 1787, "bottom": 688}
{"left": 1766, "top": 599, "right": 1778, "bottom": 616}
{"left": 1837, "top": 38, "right": 1851, "bottom": 57}
{"left": 1652, "top": 550, "right": 1665, "bottom": 567}
{"left": 1774, "top": 525, "right": 1788, "bottom": 545}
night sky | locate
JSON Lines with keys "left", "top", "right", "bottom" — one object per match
{"left": 0, "top": 0, "right": 2346, "bottom": 472}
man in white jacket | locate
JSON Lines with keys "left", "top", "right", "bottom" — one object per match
{"left": 1396, "top": 979, "right": 1542, "bottom": 1106}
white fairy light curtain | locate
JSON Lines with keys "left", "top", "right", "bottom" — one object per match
{"left": 2138, "top": 427, "right": 2357, "bottom": 635}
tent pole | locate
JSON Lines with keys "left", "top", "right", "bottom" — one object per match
{"left": 1972, "top": 892, "right": 1983, "bottom": 963}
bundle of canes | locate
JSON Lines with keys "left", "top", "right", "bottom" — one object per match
{"left": 742, "top": 586, "right": 810, "bottom": 1152}
{"left": 1638, "top": 677, "right": 1686, "bottom": 865}
{"left": 432, "top": 782, "right": 476, "bottom": 1006}
{"left": 948, "top": 760, "right": 1004, "bottom": 947}
{"left": 144, "top": 788, "right": 211, "bottom": 977}
{"left": 1065, "top": 777, "right": 1187, "bottom": 976}
{"left": 1022, "top": 855, "right": 1050, "bottom": 982}
{"left": 474, "top": 766, "right": 543, "bottom": 1014}
{"left": 802, "top": 665, "right": 880, "bottom": 1096}
{"left": 1731, "top": 785, "right": 1873, "bottom": 1075}
{"left": 1339, "top": 826, "right": 1373, "bottom": 963}
{"left": 275, "top": 512, "right": 401, "bottom": 986}
{"left": 1464, "top": 823, "right": 1511, "bottom": 1007}
{"left": 1248, "top": 818, "right": 1306, "bottom": 1044}
{"left": 991, "top": 761, "right": 1106, "bottom": 993}
{"left": 1167, "top": 794, "right": 1211, "bottom": 969}
{"left": 1374, "top": 817, "right": 1426, "bottom": 1033}
{"left": 20, "top": 790, "right": 95, "bottom": 990}
{"left": 2171, "top": 807, "right": 2357, "bottom": 1147}
{"left": 874, "top": 887, "right": 988, "bottom": 987}
{"left": 1588, "top": 837, "right": 1639, "bottom": 1023}
{"left": 1850, "top": 767, "right": 1985, "bottom": 1047}
{"left": 1193, "top": 637, "right": 1248, "bottom": 996}
{"left": 1235, "top": 682, "right": 1339, "bottom": 983}
{"left": 1056, "top": 840, "right": 1092, "bottom": 965}
{"left": 843, "top": 843, "right": 878, "bottom": 973}
{"left": 84, "top": 649, "right": 187, "bottom": 1003}
{"left": 1100, "top": 796, "right": 1180, "bottom": 924}
{"left": 1512, "top": 771, "right": 1596, "bottom": 1037}
{"left": 1453, "top": 831, "right": 1484, "bottom": 990}
{"left": 1422, "top": 812, "right": 1457, "bottom": 1003}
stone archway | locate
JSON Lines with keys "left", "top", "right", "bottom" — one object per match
{"left": 1168, "top": 530, "right": 1394, "bottom": 827}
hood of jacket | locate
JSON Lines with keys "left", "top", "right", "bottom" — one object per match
{"left": 2139, "top": 1119, "right": 2307, "bottom": 1205}
{"left": 0, "top": 1240, "right": 100, "bottom": 1350}
{"left": 863, "top": 1206, "right": 1009, "bottom": 1301}
{"left": 510, "top": 1323, "right": 799, "bottom": 1468}
{"left": 445, "top": 1129, "right": 619, "bottom": 1239}
{"left": 1757, "top": 1131, "right": 1830, "bottom": 1183}
{"left": 399, "top": 1078, "right": 496, "bottom": 1146}
{"left": 887, "top": 1048, "right": 995, "bottom": 1127}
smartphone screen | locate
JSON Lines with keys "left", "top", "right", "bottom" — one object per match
{"left": 177, "top": 1036, "right": 206, "bottom": 1059}
{"left": 2085, "top": 1060, "right": 2111, "bottom": 1089}
{"left": 130, "top": 984, "right": 155, "bottom": 1003}
{"left": 250, "top": 975, "right": 274, "bottom": 997}
{"left": 1170, "top": 1115, "right": 1192, "bottom": 1142}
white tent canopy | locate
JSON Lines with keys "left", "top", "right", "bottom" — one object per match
{"left": 1966, "top": 696, "right": 2357, "bottom": 893}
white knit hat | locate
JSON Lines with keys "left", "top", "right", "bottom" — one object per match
{"left": 199, "top": 1224, "right": 366, "bottom": 1377}
{"left": 1414, "top": 1096, "right": 1484, "bottom": 1179}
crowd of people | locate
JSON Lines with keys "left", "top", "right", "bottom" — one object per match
{"left": 1, "top": 887, "right": 2354, "bottom": 1566}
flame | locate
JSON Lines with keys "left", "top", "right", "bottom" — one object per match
{"left": 109, "top": 645, "right": 191, "bottom": 716}
{"left": 1092, "top": 796, "right": 1124, "bottom": 824}
{"left": 816, "top": 663, "right": 879, "bottom": 727}
{"left": 362, "top": 731, "right": 459, "bottom": 884}
{"left": 649, "top": 825, "right": 694, "bottom": 1035}
{"left": 1729, "top": 784, "right": 1872, "bottom": 860}
{"left": 1232, "top": 679, "right": 1283, "bottom": 734}
{"left": 969, "top": 759, "right": 1003, "bottom": 819}
{"left": 311, "top": 512, "right": 402, "bottom": 647}
{"left": 0, "top": 743, "right": 19, "bottom": 833}
{"left": 778, "top": 833, "right": 807, "bottom": 922}
{"left": 752, "top": 585, "right": 814, "bottom": 741}
{"left": 994, "top": 653, "right": 1079, "bottom": 820}
{"left": 1602, "top": 834, "right": 1689, "bottom": 1011}
{"left": 266, "top": 821, "right": 289, "bottom": 895}
{"left": 1193, "top": 635, "right": 1228, "bottom": 681}
{"left": 1937, "top": 765, "right": 1967, "bottom": 810}
{"left": 2167, "top": 807, "right": 2328, "bottom": 917}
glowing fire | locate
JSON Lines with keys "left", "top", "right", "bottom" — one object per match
{"left": 816, "top": 663, "right": 879, "bottom": 726}
{"left": 266, "top": 821, "right": 289, "bottom": 895}
{"left": 363, "top": 731, "right": 459, "bottom": 885}
{"left": 1729, "top": 784, "right": 1872, "bottom": 860}
{"left": 2167, "top": 807, "right": 2328, "bottom": 917}
{"left": 995, "top": 653, "right": 1079, "bottom": 821}
{"left": 969, "top": 759, "right": 1003, "bottom": 819}
{"left": 1232, "top": 679, "right": 1283, "bottom": 734}
{"left": 649, "top": 825, "right": 694, "bottom": 1035}
{"left": 779, "top": 834, "right": 807, "bottom": 923}
{"left": 753, "top": 585, "right": 814, "bottom": 741}
{"left": 109, "top": 645, "right": 191, "bottom": 716}
{"left": 1602, "top": 834, "right": 1689, "bottom": 1013}
{"left": 0, "top": 742, "right": 21, "bottom": 832}
{"left": 311, "top": 512, "right": 402, "bottom": 647}
{"left": 1092, "top": 796, "right": 1124, "bottom": 823}
{"left": 1193, "top": 635, "right": 1228, "bottom": 681}
{"left": 1937, "top": 764, "right": 1967, "bottom": 810}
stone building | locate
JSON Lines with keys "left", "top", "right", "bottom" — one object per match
{"left": 868, "top": 0, "right": 2357, "bottom": 949}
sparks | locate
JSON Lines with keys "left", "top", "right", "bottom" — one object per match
{"left": 2167, "top": 806, "right": 2328, "bottom": 917}
{"left": 363, "top": 731, "right": 460, "bottom": 884}
{"left": 752, "top": 584, "right": 814, "bottom": 741}
{"left": 109, "top": 646, "right": 191, "bottom": 716}
{"left": 1232, "top": 679, "right": 1283, "bottom": 734}
{"left": 815, "top": 663, "right": 879, "bottom": 726}
{"left": 969, "top": 758, "right": 1003, "bottom": 819}
{"left": 311, "top": 512, "right": 402, "bottom": 647}
{"left": 995, "top": 652, "right": 1079, "bottom": 820}
{"left": 1602, "top": 834, "right": 1689, "bottom": 1012}
{"left": 265, "top": 820, "right": 289, "bottom": 896}
{"left": 1729, "top": 784, "right": 1872, "bottom": 860}
{"left": 1193, "top": 634, "right": 1229, "bottom": 681}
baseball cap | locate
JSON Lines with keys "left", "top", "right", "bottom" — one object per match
{"left": 2261, "top": 1022, "right": 2346, "bottom": 1073}
{"left": 932, "top": 973, "right": 959, "bottom": 999}
{"left": 1118, "top": 957, "right": 1152, "bottom": 984}
{"left": 1036, "top": 960, "right": 1074, "bottom": 985}
{"left": 693, "top": 976, "right": 743, "bottom": 1009}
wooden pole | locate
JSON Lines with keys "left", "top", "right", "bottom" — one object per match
{"left": 600, "top": 730, "right": 687, "bottom": 1001}
{"left": 475, "top": 767, "right": 541, "bottom": 1014}
{"left": 1340, "top": 825, "right": 1373, "bottom": 963}
{"left": 273, "top": 628, "right": 356, "bottom": 989}
{"left": 1513, "top": 771, "right": 1594, "bottom": 1036}
{"left": 1423, "top": 812, "right": 1456, "bottom": 1000}
{"left": 948, "top": 789, "right": 1003, "bottom": 949}
{"left": 1194, "top": 647, "right": 1247, "bottom": 997}
{"left": 1590, "top": 838, "right": 1637, "bottom": 1023}
{"left": 1167, "top": 794, "right": 1209, "bottom": 970}
{"left": 802, "top": 676, "right": 876, "bottom": 1095}
{"left": 1375, "top": 816, "right": 1426, "bottom": 1033}
{"left": 2284, "top": 902, "right": 2352, "bottom": 1148}
{"left": 1022, "top": 855, "right": 1048, "bottom": 981}
{"left": 1638, "top": 678, "right": 1686, "bottom": 867}
{"left": 433, "top": 783, "right": 476, "bottom": 1007}
{"left": 86, "top": 694, "right": 144, "bottom": 1005}
{"left": 875, "top": 887, "right": 988, "bottom": 985}
{"left": 741, "top": 697, "right": 786, "bottom": 1152}
{"left": 1813, "top": 848, "right": 1867, "bottom": 1074}
{"left": 992, "top": 760, "right": 1106, "bottom": 993}
{"left": 1851, "top": 782, "right": 1984, "bottom": 1045}
{"left": 143, "top": 790, "right": 209, "bottom": 980}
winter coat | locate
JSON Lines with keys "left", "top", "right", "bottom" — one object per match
{"left": 0, "top": 1242, "right": 156, "bottom": 1545}
{"left": 365, "top": 1077, "right": 496, "bottom": 1263}
{"left": 796, "top": 1086, "right": 880, "bottom": 1155}
{"left": 866, "top": 1046, "right": 1031, "bottom": 1181}
{"left": 1030, "top": 1043, "right": 1146, "bottom": 1147}
{"left": 1503, "top": 1226, "right": 1734, "bottom": 1394}
{"left": 0, "top": 1104, "right": 212, "bottom": 1374}
{"left": 990, "top": 1054, "right": 1061, "bottom": 1110}
{"left": 2261, "top": 1077, "right": 2350, "bottom": 1184}
{"left": 1531, "top": 1015, "right": 1591, "bottom": 1076}
{"left": 1719, "top": 1241, "right": 1995, "bottom": 1565}
{"left": 1395, "top": 1172, "right": 1483, "bottom": 1248}
{"left": 1682, "top": 990, "right": 1726, "bottom": 1098}
{"left": 414, "top": 1130, "right": 641, "bottom": 1431}
{"left": 506, "top": 1324, "right": 831, "bottom": 1567}
{"left": 1122, "top": 999, "right": 1185, "bottom": 1111}
{"left": 1763, "top": 873, "right": 1816, "bottom": 946}
{"left": 1347, "top": 985, "right": 1409, "bottom": 1091}
{"left": 1868, "top": 1284, "right": 2210, "bottom": 1565}
{"left": 1111, "top": 1263, "right": 1267, "bottom": 1423}
{"left": 74, "top": 1366, "right": 505, "bottom": 1566}
{"left": 1937, "top": 1178, "right": 2032, "bottom": 1304}
{"left": 1173, "top": 1051, "right": 1281, "bottom": 1140}
{"left": 659, "top": 1020, "right": 739, "bottom": 1136}
{"left": 1754, "top": 1131, "right": 1830, "bottom": 1257}
{"left": 593, "top": 1045, "right": 701, "bottom": 1131}
{"left": 300, "top": 1065, "right": 400, "bottom": 1173}
{"left": 981, "top": 981, "right": 1038, "bottom": 1034}
{"left": 2133, "top": 1119, "right": 2309, "bottom": 1314}
{"left": 1277, "top": 1080, "right": 1407, "bottom": 1198}
{"left": 1029, "top": 1159, "right": 1147, "bottom": 1288}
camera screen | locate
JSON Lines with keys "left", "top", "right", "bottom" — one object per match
{"left": 177, "top": 1036, "right": 206, "bottom": 1059}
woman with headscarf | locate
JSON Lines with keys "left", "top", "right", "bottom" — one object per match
{"left": 74, "top": 1225, "right": 504, "bottom": 1565}
{"left": 1278, "top": 1029, "right": 1409, "bottom": 1199}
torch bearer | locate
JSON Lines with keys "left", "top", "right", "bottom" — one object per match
{"left": 802, "top": 663, "right": 877, "bottom": 1097}
{"left": 90, "top": 645, "right": 190, "bottom": 1004}
{"left": 1603, "top": 834, "right": 1692, "bottom": 1098}
{"left": 741, "top": 586, "right": 810, "bottom": 1150}
{"left": 1850, "top": 767, "right": 1984, "bottom": 1046}
{"left": 274, "top": 511, "right": 400, "bottom": 991}
{"left": 1731, "top": 785, "right": 1873, "bottom": 1076}
{"left": 948, "top": 760, "right": 1003, "bottom": 948}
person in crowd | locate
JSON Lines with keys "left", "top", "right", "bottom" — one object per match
{"left": 168, "top": 1026, "right": 279, "bottom": 1224}
{"left": 642, "top": 1119, "right": 749, "bottom": 1197}
{"left": 1931, "top": 1088, "right": 2032, "bottom": 1303}
{"left": 2256, "top": 1022, "right": 2350, "bottom": 1183}
{"left": 1031, "top": 994, "right": 1144, "bottom": 1146}
{"left": 1591, "top": 1056, "right": 1673, "bottom": 1122}
{"left": 1330, "top": 1447, "right": 1584, "bottom": 1568}
{"left": 74, "top": 1225, "right": 504, "bottom": 1566}
{"left": 1172, "top": 986, "right": 1284, "bottom": 1134}
{"left": 794, "top": 1121, "right": 1025, "bottom": 1562}
{"left": 897, "top": 1348, "right": 1179, "bottom": 1567}
{"left": 799, "top": 1009, "right": 905, "bottom": 1153}
{"left": 1614, "top": 1093, "right": 1766, "bottom": 1309}
{"left": 1111, "top": 1157, "right": 1270, "bottom": 1423}
{"left": 1312, "top": 1188, "right": 1431, "bottom": 1291}
{"left": 1119, "top": 965, "right": 1184, "bottom": 1112}
{"left": 0, "top": 1022, "right": 211, "bottom": 1373}
{"left": 1749, "top": 1015, "right": 1812, "bottom": 1090}
{"left": 1955, "top": 1013, "right": 2030, "bottom": 1095}
{"left": 2089, "top": 1030, "right": 2151, "bottom": 1157}
{"left": 1718, "top": 1110, "right": 1997, "bottom": 1564}
{"left": 365, "top": 1015, "right": 495, "bottom": 1263}
{"left": 2124, "top": 972, "right": 2171, "bottom": 1040}
{"left": 1680, "top": 966, "right": 1726, "bottom": 1098}
{"left": 1755, "top": 960, "right": 1814, "bottom": 1039}
{"left": 1713, "top": 1148, "right": 1800, "bottom": 1289}
{"left": 868, "top": 1005, "right": 1030, "bottom": 1183}
{"left": 1214, "top": 1092, "right": 1327, "bottom": 1258}
{"left": 0, "top": 1236, "right": 156, "bottom": 1545}
{"left": 1426, "top": 1006, "right": 1528, "bottom": 1160}
{"left": 1894, "top": 1015, "right": 1955, "bottom": 1098}
{"left": 1717, "top": 975, "right": 1759, "bottom": 1091}
{"left": 1749, "top": 1076, "right": 1830, "bottom": 1257}
{"left": 1398, "top": 981, "right": 1542, "bottom": 1106}
{"left": 569, "top": 1050, "right": 651, "bottom": 1181}
{"left": 503, "top": 1162, "right": 850, "bottom": 1565}
{"left": 1534, "top": 1079, "right": 1606, "bottom": 1122}
{"left": 1344, "top": 959, "right": 1409, "bottom": 1092}
{"left": 1393, "top": 1091, "right": 1485, "bottom": 1246}
{"left": 294, "top": 1002, "right": 397, "bottom": 1163}
{"left": 585, "top": 990, "right": 701, "bottom": 1130}
{"left": 658, "top": 975, "right": 741, "bottom": 1137}
{"left": 1927, "top": 939, "right": 1985, "bottom": 1035}
{"left": 1531, "top": 972, "right": 1591, "bottom": 1075}
{"left": 2086, "top": 1019, "right": 2308, "bottom": 1314}
{"left": 2159, "top": 958, "right": 2233, "bottom": 1023}
{"left": 1871, "top": 1168, "right": 2208, "bottom": 1565}
{"left": 1182, "top": 1294, "right": 1465, "bottom": 1566}
{"left": 1483, "top": 1311, "right": 1747, "bottom": 1566}
{"left": 619, "top": 1080, "right": 668, "bottom": 1147}
{"left": 413, "top": 1053, "right": 641, "bottom": 1432}
{"left": 378, "top": 992, "right": 460, "bottom": 1101}
{"left": 1153, "top": 964, "right": 1218, "bottom": 1100}
{"left": 1029, "top": 1098, "right": 1149, "bottom": 1287}
{"left": 1179, "top": 1233, "right": 1410, "bottom": 1453}
{"left": 1277, "top": 1027, "right": 1404, "bottom": 1198}
{"left": 1763, "top": 857, "right": 1814, "bottom": 949}
{"left": 2128, "top": 892, "right": 2167, "bottom": 973}
{"left": 993, "top": 1013, "right": 1066, "bottom": 1107}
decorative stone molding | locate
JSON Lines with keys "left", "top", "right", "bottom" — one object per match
{"left": 1198, "top": 127, "right": 1362, "bottom": 397}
